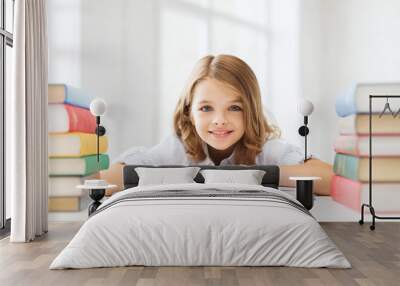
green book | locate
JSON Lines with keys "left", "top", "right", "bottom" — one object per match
{"left": 49, "top": 154, "right": 109, "bottom": 176}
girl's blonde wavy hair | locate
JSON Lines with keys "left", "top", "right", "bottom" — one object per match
{"left": 174, "top": 54, "right": 280, "bottom": 165}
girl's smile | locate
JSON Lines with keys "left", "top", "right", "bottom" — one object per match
{"left": 209, "top": 128, "right": 234, "bottom": 137}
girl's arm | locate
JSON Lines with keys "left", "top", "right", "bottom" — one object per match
{"left": 99, "top": 162, "right": 126, "bottom": 195}
{"left": 279, "top": 159, "right": 334, "bottom": 196}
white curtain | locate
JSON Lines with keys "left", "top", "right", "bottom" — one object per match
{"left": 9, "top": 0, "right": 48, "bottom": 242}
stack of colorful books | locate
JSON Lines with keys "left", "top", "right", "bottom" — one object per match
{"left": 48, "top": 84, "right": 109, "bottom": 212}
{"left": 332, "top": 82, "right": 400, "bottom": 214}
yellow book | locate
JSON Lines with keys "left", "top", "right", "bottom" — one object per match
{"left": 48, "top": 84, "right": 66, "bottom": 103}
{"left": 49, "top": 132, "right": 108, "bottom": 157}
{"left": 339, "top": 114, "right": 400, "bottom": 135}
{"left": 48, "top": 197, "right": 80, "bottom": 212}
{"left": 48, "top": 84, "right": 92, "bottom": 109}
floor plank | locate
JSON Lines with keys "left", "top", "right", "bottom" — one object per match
{"left": 0, "top": 222, "right": 399, "bottom": 286}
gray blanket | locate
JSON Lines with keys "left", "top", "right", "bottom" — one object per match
{"left": 92, "top": 189, "right": 313, "bottom": 218}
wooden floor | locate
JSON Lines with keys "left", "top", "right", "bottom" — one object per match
{"left": 0, "top": 222, "right": 399, "bottom": 286}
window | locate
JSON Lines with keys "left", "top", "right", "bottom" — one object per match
{"left": 158, "top": 0, "right": 268, "bottom": 140}
{"left": 1, "top": 0, "right": 14, "bottom": 234}
{"left": 159, "top": 5, "right": 208, "bottom": 139}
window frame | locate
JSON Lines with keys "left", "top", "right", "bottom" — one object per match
{"left": 0, "top": 0, "right": 14, "bottom": 235}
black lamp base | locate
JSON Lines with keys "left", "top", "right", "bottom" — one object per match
{"left": 88, "top": 188, "right": 105, "bottom": 216}
{"left": 296, "top": 180, "right": 314, "bottom": 210}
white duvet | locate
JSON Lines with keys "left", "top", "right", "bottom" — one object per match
{"left": 50, "top": 183, "right": 351, "bottom": 269}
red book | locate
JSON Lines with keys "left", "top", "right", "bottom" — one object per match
{"left": 49, "top": 104, "right": 96, "bottom": 134}
{"left": 331, "top": 175, "right": 400, "bottom": 214}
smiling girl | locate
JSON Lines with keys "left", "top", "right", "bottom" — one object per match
{"left": 102, "top": 55, "right": 333, "bottom": 195}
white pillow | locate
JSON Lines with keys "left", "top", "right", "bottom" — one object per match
{"left": 200, "top": 169, "right": 266, "bottom": 185}
{"left": 135, "top": 167, "right": 201, "bottom": 186}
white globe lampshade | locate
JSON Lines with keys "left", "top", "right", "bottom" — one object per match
{"left": 298, "top": 99, "right": 314, "bottom": 116}
{"left": 90, "top": 98, "right": 107, "bottom": 116}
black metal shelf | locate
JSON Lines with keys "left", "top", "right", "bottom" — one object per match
{"left": 359, "top": 95, "right": 400, "bottom": 230}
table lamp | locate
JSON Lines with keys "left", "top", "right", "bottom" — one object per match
{"left": 298, "top": 99, "right": 314, "bottom": 162}
{"left": 294, "top": 100, "right": 318, "bottom": 210}
{"left": 77, "top": 98, "right": 115, "bottom": 216}
{"left": 90, "top": 98, "right": 107, "bottom": 167}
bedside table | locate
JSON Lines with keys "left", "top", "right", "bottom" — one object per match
{"left": 289, "top": 176, "right": 321, "bottom": 210}
{"left": 77, "top": 181, "right": 117, "bottom": 216}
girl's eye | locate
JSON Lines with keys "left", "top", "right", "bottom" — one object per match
{"left": 229, "top": 105, "right": 242, "bottom": 111}
{"left": 200, "top": 105, "right": 212, "bottom": 112}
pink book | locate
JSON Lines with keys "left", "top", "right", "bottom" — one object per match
{"left": 49, "top": 104, "right": 96, "bottom": 134}
{"left": 334, "top": 134, "right": 400, "bottom": 157}
{"left": 331, "top": 175, "right": 400, "bottom": 214}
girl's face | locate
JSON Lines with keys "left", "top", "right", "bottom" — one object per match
{"left": 190, "top": 78, "right": 245, "bottom": 151}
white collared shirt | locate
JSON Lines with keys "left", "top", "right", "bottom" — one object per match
{"left": 117, "top": 134, "right": 305, "bottom": 166}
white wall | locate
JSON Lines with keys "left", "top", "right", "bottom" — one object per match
{"left": 48, "top": 0, "right": 400, "bottom": 164}
{"left": 48, "top": 0, "right": 82, "bottom": 86}
{"left": 81, "top": 0, "right": 158, "bottom": 160}
{"left": 267, "top": 0, "right": 302, "bottom": 146}
{"left": 299, "top": 0, "right": 323, "bottom": 160}
{"left": 48, "top": 0, "right": 272, "bottom": 162}
{"left": 299, "top": 0, "right": 400, "bottom": 163}
{"left": 318, "top": 0, "right": 400, "bottom": 162}
{"left": 48, "top": 0, "right": 158, "bottom": 161}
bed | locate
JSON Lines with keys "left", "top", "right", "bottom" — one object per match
{"left": 50, "top": 165, "right": 350, "bottom": 269}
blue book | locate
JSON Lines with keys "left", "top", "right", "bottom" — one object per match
{"left": 48, "top": 84, "right": 94, "bottom": 109}
{"left": 335, "top": 82, "right": 400, "bottom": 117}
